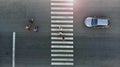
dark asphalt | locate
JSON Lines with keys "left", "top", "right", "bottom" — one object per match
{"left": 74, "top": 0, "right": 120, "bottom": 67}
{"left": 0, "top": 0, "right": 51, "bottom": 67}
{"left": 0, "top": 32, "right": 12, "bottom": 67}
{"left": 0, "top": 0, "right": 120, "bottom": 67}
{"left": 74, "top": 36, "right": 120, "bottom": 67}
{"left": 15, "top": 32, "right": 51, "bottom": 67}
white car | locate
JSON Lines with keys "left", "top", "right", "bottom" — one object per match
{"left": 84, "top": 17, "right": 109, "bottom": 28}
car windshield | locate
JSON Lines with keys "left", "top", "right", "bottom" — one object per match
{"left": 91, "top": 18, "right": 97, "bottom": 26}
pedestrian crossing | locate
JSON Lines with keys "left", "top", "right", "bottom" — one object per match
{"left": 51, "top": 0, "right": 74, "bottom": 66}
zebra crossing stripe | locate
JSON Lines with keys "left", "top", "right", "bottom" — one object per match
{"left": 51, "top": 41, "right": 73, "bottom": 44}
{"left": 51, "top": 29, "right": 73, "bottom": 31}
{"left": 51, "top": 0, "right": 73, "bottom": 2}
{"left": 51, "top": 58, "right": 74, "bottom": 61}
{"left": 51, "top": 33, "right": 73, "bottom": 35}
{"left": 51, "top": 25, "right": 73, "bottom": 27}
{"left": 51, "top": 50, "right": 74, "bottom": 52}
{"left": 51, "top": 37, "right": 73, "bottom": 40}
{"left": 51, "top": 62, "right": 74, "bottom": 65}
{"left": 51, "top": 3, "right": 73, "bottom": 6}
{"left": 51, "top": 54, "right": 74, "bottom": 57}
{"left": 51, "top": 16, "right": 73, "bottom": 19}
{"left": 51, "top": 20, "right": 73, "bottom": 23}
{"left": 51, "top": 45, "right": 73, "bottom": 48}
{"left": 51, "top": 7, "right": 73, "bottom": 10}
{"left": 51, "top": 12, "right": 73, "bottom": 15}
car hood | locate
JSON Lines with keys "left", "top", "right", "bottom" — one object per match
{"left": 85, "top": 17, "right": 92, "bottom": 27}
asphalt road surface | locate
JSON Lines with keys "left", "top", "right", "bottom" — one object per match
{"left": 0, "top": 0, "right": 51, "bottom": 67}
{"left": 0, "top": 0, "right": 120, "bottom": 67}
{"left": 74, "top": 0, "right": 120, "bottom": 67}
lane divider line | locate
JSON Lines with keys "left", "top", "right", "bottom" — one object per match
{"left": 12, "top": 32, "right": 16, "bottom": 67}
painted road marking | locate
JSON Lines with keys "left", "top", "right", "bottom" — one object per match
{"left": 51, "top": 0, "right": 74, "bottom": 66}
{"left": 51, "top": 37, "right": 73, "bottom": 40}
{"left": 51, "top": 0, "right": 73, "bottom": 2}
{"left": 51, "top": 45, "right": 73, "bottom": 48}
{"left": 51, "top": 49, "right": 74, "bottom": 52}
{"left": 51, "top": 41, "right": 73, "bottom": 44}
{"left": 51, "top": 54, "right": 74, "bottom": 57}
{"left": 52, "top": 58, "right": 74, "bottom": 61}
{"left": 51, "top": 32, "right": 73, "bottom": 35}
{"left": 51, "top": 3, "right": 73, "bottom": 6}
{"left": 51, "top": 25, "right": 73, "bottom": 27}
{"left": 51, "top": 29, "right": 73, "bottom": 31}
{"left": 51, "top": 62, "right": 74, "bottom": 65}
{"left": 51, "top": 12, "right": 73, "bottom": 15}
{"left": 51, "top": 16, "right": 73, "bottom": 19}
{"left": 12, "top": 32, "right": 16, "bottom": 67}
{"left": 51, "top": 7, "right": 73, "bottom": 10}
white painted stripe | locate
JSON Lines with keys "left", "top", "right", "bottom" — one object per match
{"left": 51, "top": 54, "right": 74, "bottom": 57}
{"left": 51, "top": 62, "right": 73, "bottom": 65}
{"left": 51, "top": 25, "right": 73, "bottom": 27}
{"left": 51, "top": 22, "right": 73, "bottom": 23}
{"left": 51, "top": 50, "right": 74, "bottom": 52}
{"left": 51, "top": 0, "right": 73, "bottom": 2}
{"left": 52, "top": 58, "right": 74, "bottom": 61}
{"left": 51, "top": 3, "right": 73, "bottom": 6}
{"left": 51, "top": 33, "right": 73, "bottom": 36}
{"left": 51, "top": 29, "right": 73, "bottom": 31}
{"left": 51, "top": 37, "right": 73, "bottom": 40}
{"left": 51, "top": 7, "right": 73, "bottom": 10}
{"left": 51, "top": 62, "right": 74, "bottom": 65}
{"left": 51, "top": 45, "right": 73, "bottom": 48}
{"left": 65, "top": 37, "right": 73, "bottom": 40}
{"left": 51, "top": 20, "right": 73, "bottom": 23}
{"left": 51, "top": 41, "right": 73, "bottom": 44}
{"left": 51, "top": 16, "right": 73, "bottom": 19}
{"left": 51, "top": 12, "right": 73, "bottom": 15}
{"left": 12, "top": 32, "right": 16, "bottom": 67}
